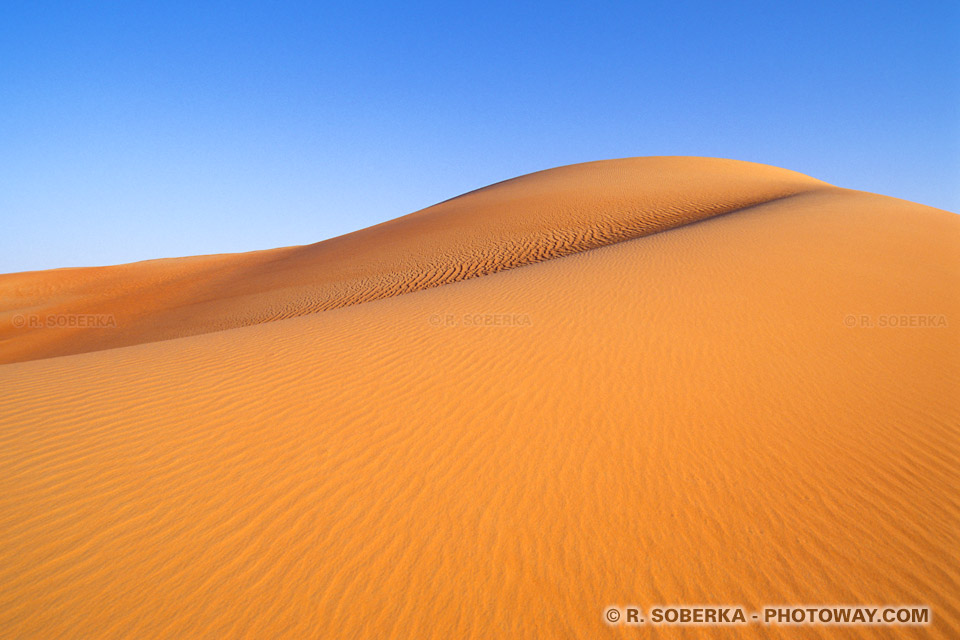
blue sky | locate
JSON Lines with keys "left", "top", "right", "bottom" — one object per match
{"left": 2, "top": 1, "right": 957, "bottom": 273}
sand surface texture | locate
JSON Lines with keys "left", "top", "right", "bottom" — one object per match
{"left": 1, "top": 158, "right": 957, "bottom": 638}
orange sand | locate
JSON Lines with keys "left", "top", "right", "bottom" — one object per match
{"left": 0, "top": 157, "right": 957, "bottom": 638}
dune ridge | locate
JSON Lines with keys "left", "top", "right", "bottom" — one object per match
{"left": 0, "top": 157, "right": 957, "bottom": 639}
{"left": 0, "top": 157, "right": 828, "bottom": 364}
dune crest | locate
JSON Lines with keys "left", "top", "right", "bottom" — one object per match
{"left": 0, "top": 157, "right": 827, "bottom": 363}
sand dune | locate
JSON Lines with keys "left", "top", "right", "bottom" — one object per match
{"left": 0, "top": 158, "right": 957, "bottom": 638}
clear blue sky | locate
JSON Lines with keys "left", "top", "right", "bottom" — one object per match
{"left": 2, "top": 1, "right": 957, "bottom": 273}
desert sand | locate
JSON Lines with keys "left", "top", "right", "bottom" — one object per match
{"left": 0, "top": 157, "right": 957, "bottom": 638}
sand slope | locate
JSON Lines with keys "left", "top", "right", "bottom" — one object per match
{"left": 0, "top": 158, "right": 957, "bottom": 638}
